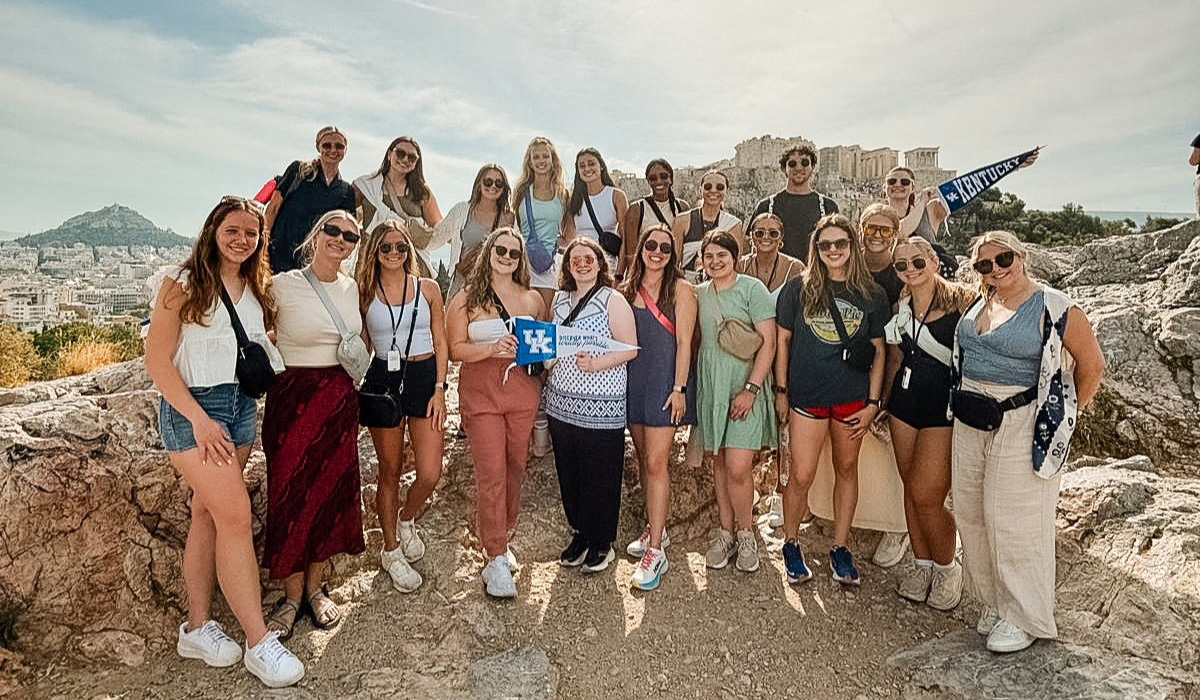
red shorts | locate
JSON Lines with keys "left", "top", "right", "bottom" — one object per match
{"left": 791, "top": 400, "right": 867, "bottom": 423}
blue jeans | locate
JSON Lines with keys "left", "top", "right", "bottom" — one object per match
{"left": 158, "top": 383, "right": 257, "bottom": 453}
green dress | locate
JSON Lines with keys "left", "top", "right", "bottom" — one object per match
{"left": 696, "top": 274, "right": 777, "bottom": 452}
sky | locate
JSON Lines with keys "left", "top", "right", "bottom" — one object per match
{"left": 2, "top": 0, "right": 1197, "bottom": 237}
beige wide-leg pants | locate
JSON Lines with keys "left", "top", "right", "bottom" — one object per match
{"left": 951, "top": 377, "right": 1060, "bottom": 638}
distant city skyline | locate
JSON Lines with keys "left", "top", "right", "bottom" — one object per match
{"left": 3, "top": 0, "right": 1197, "bottom": 237}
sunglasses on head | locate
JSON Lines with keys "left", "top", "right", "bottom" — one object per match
{"left": 886, "top": 177, "right": 912, "bottom": 186}
{"left": 817, "top": 238, "right": 851, "bottom": 252}
{"left": 480, "top": 177, "right": 505, "bottom": 189}
{"left": 892, "top": 257, "right": 928, "bottom": 273}
{"left": 972, "top": 250, "right": 1017, "bottom": 275}
{"left": 752, "top": 228, "right": 782, "bottom": 239}
{"left": 393, "top": 148, "right": 419, "bottom": 162}
{"left": 863, "top": 224, "right": 896, "bottom": 238}
{"left": 642, "top": 239, "right": 671, "bottom": 253}
{"left": 321, "top": 222, "right": 360, "bottom": 243}
{"left": 702, "top": 182, "right": 726, "bottom": 192}
{"left": 787, "top": 158, "right": 812, "bottom": 168}
{"left": 378, "top": 242, "right": 409, "bottom": 255}
{"left": 492, "top": 244, "right": 522, "bottom": 261}
{"left": 319, "top": 142, "right": 346, "bottom": 151}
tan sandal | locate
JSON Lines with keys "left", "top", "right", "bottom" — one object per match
{"left": 265, "top": 597, "right": 301, "bottom": 640}
{"left": 305, "top": 587, "right": 342, "bottom": 629}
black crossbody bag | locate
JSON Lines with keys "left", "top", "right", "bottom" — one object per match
{"left": 826, "top": 291, "right": 875, "bottom": 373}
{"left": 583, "top": 193, "right": 623, "bottom": 257}
{"left": 359, "top": 279, "right": 421, "bottom": 428}
{"left": 218, "top": 287, "right": 276, "bottom": 399}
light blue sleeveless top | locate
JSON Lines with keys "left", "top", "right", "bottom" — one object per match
{"left": 956, "top": 290, "right": 1043, "bottom": 386}
{"left": 518, "top": 193, "right": 563, "bottom": 251}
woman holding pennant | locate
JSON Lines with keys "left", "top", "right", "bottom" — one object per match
{"left": 545, "top": 237, "right": 638, "bottom": 575}
{"left": 619, "top": 224, "right": 697, "bottom": 591}
{"left": 446, "top": 227, "right": 545, "bottom": 598}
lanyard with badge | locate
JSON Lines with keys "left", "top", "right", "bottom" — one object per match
{"left": 379, "top": 273, "right": 419, "bottom": 389}
{"left": 900, "top": 295, "right": 936, "bottom": 390}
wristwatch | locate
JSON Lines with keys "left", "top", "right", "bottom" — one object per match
{"left": 436, "top": 381, "right": 449, "bottom": 391}
{"left": 866, "top": 397, "right": 882, "bottom": 407}
{"left": 773, "top": 385, "right": 788, "bottom": 395}
{"left": 673, "top": 384, "right": 687, "bottom": 394}
{"left": 743, "top": 382, "right": 761, "bottom": 395}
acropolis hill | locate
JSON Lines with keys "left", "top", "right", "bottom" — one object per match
{"left": 614, "top": 134, "right": 956, "bottom": 222}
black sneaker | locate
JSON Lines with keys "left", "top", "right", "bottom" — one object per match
{"left": 559, "top": 533, "right": 588, "bottom": 567}
{"left": 581, "top": 544, "right": 615, "bottom": 573}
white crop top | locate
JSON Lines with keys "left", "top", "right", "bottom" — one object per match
{"left": 272, "top": 268, "right": 362, "bottom": 367}
{"left": 365, "top": 278, "right": 434, "bottom": 358}
{"left": 467, "top": 316, "right": 532, "bottom": 343}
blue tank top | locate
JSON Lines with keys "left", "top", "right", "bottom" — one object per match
{"left": 957, "top": 291, "right": 1043, "bottom": 386}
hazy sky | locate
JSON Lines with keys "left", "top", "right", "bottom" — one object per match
{"left": 3, "top": 0, "right": 1197, "bottom": 236}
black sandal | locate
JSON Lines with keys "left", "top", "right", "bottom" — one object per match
{"left": 265, "top": 597, "right": 301, "bottom": 640}
{"left": 305, "top": 586, "right": 342, "bottom": 629}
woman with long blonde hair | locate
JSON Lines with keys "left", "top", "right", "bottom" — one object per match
{"left": 355, "top": 219, "right": 448, "bottom": 595}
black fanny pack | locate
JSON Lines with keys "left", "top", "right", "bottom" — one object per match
{"left": 950, "top": 385, "right": 1037, "bottom": 431}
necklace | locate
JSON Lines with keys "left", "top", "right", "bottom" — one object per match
{"left": 994, "top": 281, "right": 1034, "bottom": 306}
{"left": 750, "top": 253, "right": 780, "bottom": 290}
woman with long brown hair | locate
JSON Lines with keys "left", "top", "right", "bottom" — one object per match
{"left": 619, "top": 224, "right": 696, "bottom": 590}
{"left": 353, "top": 136, "right": 445, "bottom": 276}
{"left": 146, "top": 197, "right": 303, "bottom": 687}
{"left": 356, "top": 219, "right": 448, "bottom": 594}
{"left": 568, "top": 147, "right": 628, "bottom": 273}
{"left": 774, "top": 214, "right": 889, "bottom": 587}
{"left": 440, "top": 164, "right": 517, "bottom": 299}
{"left": 446, "top": 227, "right": 545, "bottom": 598}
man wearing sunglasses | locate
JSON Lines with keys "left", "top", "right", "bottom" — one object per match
{"left": 751, "top": 145, "right": 840, "bottom": 264}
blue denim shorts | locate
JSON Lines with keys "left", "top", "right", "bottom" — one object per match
{"left": 158, "top": 383, "right": 258, "bottom": 453}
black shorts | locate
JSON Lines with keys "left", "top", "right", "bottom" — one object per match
{"left": 887, "top": 359, "right": 952, "bottom": 430}
{"left": 363, "top": 356, "right": 438, "bottom": 419}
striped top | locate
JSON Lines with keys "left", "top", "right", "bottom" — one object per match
{"left": 544, "top": 286, "right": 626, "bottom": 430}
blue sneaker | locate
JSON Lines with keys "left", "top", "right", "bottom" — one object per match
{"left": 782, "top": 540, "right": 812, "bottom": 584}
{"left": 830, "top": 546, "right": 861, "bottom": 585}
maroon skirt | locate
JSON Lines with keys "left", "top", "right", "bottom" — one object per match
{"left": 262, "top": 366, "right": 365, "bottom": 579}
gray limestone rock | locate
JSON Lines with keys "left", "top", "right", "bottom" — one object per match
{"left": 469, "top": 646, "right": 556, "bottom": 700}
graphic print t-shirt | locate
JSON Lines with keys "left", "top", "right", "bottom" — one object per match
{"left": 776, "top": 278, "right": 889, "bottom": 407}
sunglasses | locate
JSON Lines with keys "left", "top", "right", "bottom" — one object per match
{"left": 393, "top": 148, "right": 420, "bottom": 162}
{"left": 378, "top": 242, "right": 409, "bottom": 255}
{"left": 972, "top": 250, "right": 1017, "bottom": 275}
{"left": 319, "top": 142, "right": 346, "bottom": 151}
{"left": 570, "top": 254, "right": 598, "bottom": 266}
{"left": 892, "top": 257, "right": 928, "bottom": 273}
{"left": 817, "top": 238, "right": 851, "bottom": 253}
{"left": 642, "top": 240, "right": 671, "bottom": 253}
{"left": 752, "top": 228, "right": 782, "bottom": 239}
{"left": 321, "top": 222, "right": 360, "bottom": 243}
{"left": 702, "top": 182, "right": 726, "bottom": 192}
{"left": 480, "top": 177, "right": 505, "bottom": 189}
{"left": 492, "top": 244, "right": 522, "bottom": 261}
{"left": 863, "top": 224, "right": 896, "bottom": 238}
{"left": 886, "top": 177, "right": 912, "bottom": 186}
{"left": 787, "top": 158, "right": 813, "bottom": 168}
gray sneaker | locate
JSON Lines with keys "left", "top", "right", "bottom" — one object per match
{"left": 705, "top": 529, "right": 736, "bottom": 569}
{"left": 482, "top": 555, "right": 517, "bottom": 598}
{"left": 897, "top": 565, "right": 933, "bottom": 602}
{"left": 927, "top": 561, "right": 964, "bottom": 611}
{"left": 734, "top": 530, "right": 759, "bottom": 572}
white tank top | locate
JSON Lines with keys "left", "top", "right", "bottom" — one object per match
{"left": 639, "top": 196, "right": 680, "bottom": 233}
{"left": 365, "top": 278, "right": 433, "bottom": 358}
{"left": 573, "top": 186, "right": 619, "bottom": 241}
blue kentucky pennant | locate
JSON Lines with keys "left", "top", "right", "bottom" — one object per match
{"left": 936, "top": 147, "right": 1039, "bottom": 214}
{"left": 514, "top": 317, "right": 558, "bottom": 366}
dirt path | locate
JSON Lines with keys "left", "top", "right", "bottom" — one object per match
{"left": 27, "top": 433, "right": 969, "bottom": 700}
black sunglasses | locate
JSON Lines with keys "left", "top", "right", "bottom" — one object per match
{"left": 702, "top": 182, "right": 726, "bottom": 192}
{"left": 752, "top": 228, "right": 782, "bottom": 239}
{"left": 642, "top": 239, "right": 672, "bottom": 253}
{"left": 892, "top": 257, "right": 928, "bottom": 273}
{"left": 493, "top": 244, "right": 522, "bottom": 260}
{"left": 972, "top": 250, "right": 1017, "bottom": 275}
{"left": 319, "top": 142, "right": 346, "bottom": 151}
{"left": 393, "top": 148, "right": 419, "bottom": 162}
{"left": 378, "top": 242, "right": 409, "bottom": 255}
{"left": 321, "top": 222, "right": 360, "bottom": 244}
{"left": 481, "top": 177, "right": 506, "bottom": 189}
{"left": 886, "top": 177, "right": 912, "bottom": 186}
{"left": 787, "top": 158, "right": 812, "bottom": 168}
{"left": 817, "top": 238, "right": 851, "bottom": 252}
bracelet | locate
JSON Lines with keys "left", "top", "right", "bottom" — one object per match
{"left": 435, "top": 381, "right": 449, "bottom": 391}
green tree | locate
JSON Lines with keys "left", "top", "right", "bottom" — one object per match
{"left": 1142, "top": 216, "right": 1187, "bottom": 233}
{"left": 0, "top": 324, "right": 40, "bottom": 387}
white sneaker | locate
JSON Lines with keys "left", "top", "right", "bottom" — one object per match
{"left": 177, "top": 620, "right": 241, "bottom": 667}
{"left": 871, "top": 532, "right": 910, "bottom": 568}
{"left": 243, "top": 631, "right": 305, "bottom": 688}
{"left": 504, "top": 547, "right": 519, "bottom": 573}
{"left": 976, "top": 605, "right": 1000, "bottom": 635}
{"left": 897, "top": 565, "right": 933, "bottom": 603}
{"left": 927, "top": 561, "right": 964, "bottom": 611}
{"left": 734, "top": 530, "right": 760, "bottom": 573}
{"left": 756, "top": 493, "right": 784, "bottom": 528}
{"left": 631, "top": 546, "right": 668, "bottom": 591}
{"left": 482, "top": 555, "right": 517, "bottom": 598}
{"left": 986, "top": 619, "right": 1036, "bottom": 653}
{"left": 705, "top": 529, "right": 736, "bottom": 569}
{"left": 381, "top": 545, "right": 422, "bottom": 593}
{"left": 625, "top": 525, "right": 670, "bottom": 558}
{"left": 531, "top": 420, "right": 551, "bottom": 458}
{"left": 397, "top": 519, "right": 425, "bottom": 563}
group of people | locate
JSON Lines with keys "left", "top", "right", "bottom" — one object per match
{"left": 146, "top": 128, "right": 1104, "bottom": 688}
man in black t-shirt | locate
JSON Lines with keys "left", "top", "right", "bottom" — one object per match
{"left": 752, "top": 145, "right": 839, "bottom": 263}
{"left": 1189, "top": 133, "right": 1200, "bottom": 218}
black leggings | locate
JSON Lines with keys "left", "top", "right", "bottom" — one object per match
{"left": 548, "top": 417, "right": 625, "bottom": 547}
